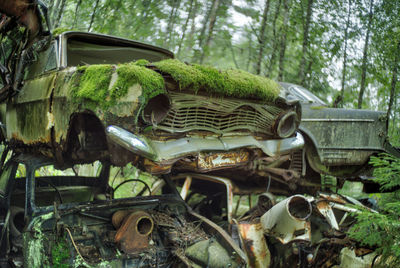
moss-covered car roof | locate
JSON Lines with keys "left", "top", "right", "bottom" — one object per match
{"left": 70, "top": 59, "right": 281, "bottom": 108}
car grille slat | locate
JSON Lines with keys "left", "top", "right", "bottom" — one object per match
{"left": 152, "top": 92, "right": 286, "bottom": 136}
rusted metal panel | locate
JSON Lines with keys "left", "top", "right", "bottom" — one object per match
{"left": 6, "top": 74, "right": 56, "bottom": 145}
{"left": 238, "top": 222, "right": 271, "bottom": 268}
{"left": 197, "top": 150, "right": 250, "bottom": 171}
{"left": 300, "top": 105, "right": 387, "bottom": 166}
{"left": 316, "top": 200, "right": 339, "bottom": 230}
{"left": 339, "top": 247, "right": 377, "bottom": 268}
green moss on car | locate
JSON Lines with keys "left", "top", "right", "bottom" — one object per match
{"left": 110, "top": 62, "right": 165, "bottom": 103}
{"left": 51, "top": 237, "right": 70, "bottom": 268}
{"left": 69, "top": 59, "right": 281, "bottom": 111}
{"left": 153, "top": 59, "right": 280, "bottom": 101}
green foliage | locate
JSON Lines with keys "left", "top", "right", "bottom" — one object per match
{"left": 154, "top": 59, "right": 280, "bottom": 101}
{"left": 51, "top": 237, "right": 70, "bottom": 268}
{"left": 370, "top": 154, "right": 400, "bottom": 191}
{"left": 348, "top": 154, "right": 400, "bottom": 266}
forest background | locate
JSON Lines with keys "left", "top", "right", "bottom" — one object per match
{"left": 45, "top": 0, "right": 399, "bottom": 145}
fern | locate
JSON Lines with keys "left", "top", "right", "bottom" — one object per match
{"left": 348, "top": 154, "right": 400, "bottom": 266}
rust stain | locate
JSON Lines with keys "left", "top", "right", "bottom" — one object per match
{"left": 114, "top": 210, "right": 154, "bottom": 253}
{"left": 143, "top": 159, "right": 172, "bottom": 174}
{"left": 11, "top": 132, "right": 52, "bottom": 144}
{"left": 238, "top": 222, "right": 271, "bottom": 268}
{"left": 197, "top": 150, "right": 250, "bottom": 171}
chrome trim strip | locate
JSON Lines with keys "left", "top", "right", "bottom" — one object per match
{"left": 106, "top": 125, "right": 304, "bottom": 162}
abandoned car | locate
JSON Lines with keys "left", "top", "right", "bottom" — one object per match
{"left": 280, "top": 82, "right": 400, "bottom": 180}
{"left": 0, "top": 2, "right": 395, "bottom": 267}
{"left": 0, "top": 152, "right": 246, "bottom": 267}
{"left": 0, "top": 11, "right": 305, "bottom": 198}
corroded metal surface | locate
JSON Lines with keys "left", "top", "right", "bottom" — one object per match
{"left": 196, "top": 150, "right": 250, "bottom": 171}
{"left": 113, "top": 210, "right": 154, "bottom": 253}
{"left": 238, "top": 222, "right": 271, "bottom": 268}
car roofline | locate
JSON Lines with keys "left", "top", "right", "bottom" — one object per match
{"left": 59, "top": 31, "right": 174, "bottom": 59}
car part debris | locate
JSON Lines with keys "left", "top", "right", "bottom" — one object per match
{"left": 261, "top": 195, "right": 312, "bottom": 244}
{"left": 113, "top": 210, "right": 154, "bottom": 253}
{"left": 237, "top": 221, "right": 271, "bottom": 268}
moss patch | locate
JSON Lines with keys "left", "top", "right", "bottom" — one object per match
{"left": 310, "top": 105, "right": 326, "bottom": 110}
{"left": 52, "top": 237, "right": 70, "bottom": 268}
{"left": 153, "top": 59, "right": 280, "bottom": 101}
{"left": 110, "top": 62, "right": 165, "bottom": 103}
{"left": 71, "top": 64, "right": 114, "bottom": 108}
{"left": 69, "top": 59, "right": 280, "bottom": 111}
{"left": 153, "top": 59, "right": 205, "bottom": 91}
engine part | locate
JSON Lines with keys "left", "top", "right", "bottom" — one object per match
{"left": 113, "top": 210, "right": 154, "bottom": 253}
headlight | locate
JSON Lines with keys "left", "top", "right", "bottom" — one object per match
{"left": 274, "top": 111, "right": 298, "bottom": 138}
{"left": 142, "top": 94, "right": 171, "bottom": 125}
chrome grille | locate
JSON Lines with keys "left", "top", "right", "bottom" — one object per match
{"left": 153, "top": 92, "right": 285, "bottom": 136}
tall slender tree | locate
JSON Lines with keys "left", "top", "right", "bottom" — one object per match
{"left": 339, "top": 0, "right": 352, "bottom": 108}
{"left": 255, "top": 0, "right": 271, "bottom": 75}
{"left": 357, "top": 0, "right": 374, "bottom": 109}
{"left": 298, "top": 0, "right": 314, "bottom": 85}
{"left": 278, "top": 0, "right": 291, "bottom": 81}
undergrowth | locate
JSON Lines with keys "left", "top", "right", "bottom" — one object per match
{"left": 348, "top": 153, "right": 400, "bottom": 267}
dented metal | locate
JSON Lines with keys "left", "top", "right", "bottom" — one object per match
{"left": 106, "top": 125, "right": 304, "bottom": 162}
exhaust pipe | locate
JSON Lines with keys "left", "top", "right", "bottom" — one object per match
{"left": 260, "top": 195, "right": 312, "bottom": 244}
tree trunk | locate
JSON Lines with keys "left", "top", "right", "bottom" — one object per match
{"left": 177, "top": 0, "right": 195, "bottom": 58}
{"left": 72, "top": 0, "right": 82, "bottom": 28}
{"left": 165, "top": 0, "right": 182, "bottom": 47}
{"left": 339, "top": 0, "right": 352, "bottom": 108}
{"left": 357, "top": 0, "right": 374, "bottom": 109}
{"left": 194, "top": 1, "right": 214, "bottom": 62}
{"left": 255, "top": 0, "right": 271, "bottom": 75}
{"left": 105, "top": 0, "right": 124, "bottom": 35}
{"left": 88, "top": 0, "right": 101, "bottom": 32}
{"left": 199, "top": 0, "right": 221, "bottom": 64}
{"left": 53, "top": 0, "right": 67, "bottom": 29}
{"left": 297, "top": 0, "right": 314, "bottom": 86}
{"left": 278, "top": 0, "right": 291, "bottom": 81}
{"left": 386, "top": 41, "right": 400, "bottom": 122}
{"left": 267, "top": 0, "right": 282, "bottom": 77}
{"left": 185, "top": 0, "right": 200, "bottom": 56}
{"left": 50, "top": 0, "right": 61, "bottom": 25}
{"left": 246, "top": 30, "right": 253, "bottom": 71}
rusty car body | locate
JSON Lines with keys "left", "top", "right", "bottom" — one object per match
{"left": 280, "top": 82, "right": 400, "bottom": 179}
{"left": 0, "top": 153, "right": 246, "bottom": 267}
{"left": 0, "top": 15, "right": 305, "bottom": 196}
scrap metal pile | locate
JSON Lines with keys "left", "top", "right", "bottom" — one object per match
{"left": 0, "top": 2, "right": 395, "bottom": 267}
{"left": 234, "top": 192, "right": 378, "bottom": 267}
